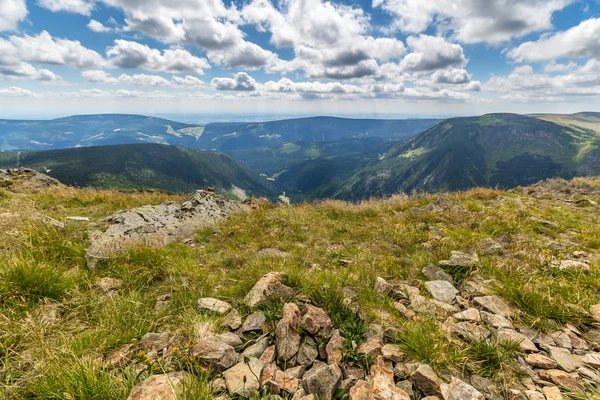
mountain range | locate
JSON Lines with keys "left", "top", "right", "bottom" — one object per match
{"left": 1, "top": 112, "right": 599, "bottom": 200}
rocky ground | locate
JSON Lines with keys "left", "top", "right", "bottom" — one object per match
{"left": 0, "top": 174, "right": 600, "bottom": 399}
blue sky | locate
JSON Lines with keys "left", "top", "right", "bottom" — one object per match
{"left": 0, "top": 0, "right": 599, "bottom": 118}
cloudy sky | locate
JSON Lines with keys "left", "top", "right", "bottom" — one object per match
{"left": 0, "top": 0, "right": 599, "bottom": 118}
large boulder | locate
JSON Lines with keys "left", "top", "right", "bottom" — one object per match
{"left": 127, "top": 372, "right": 189, "bottom": 400}
{"left": 245, "top": 272, "right": 294, "bottom": 309}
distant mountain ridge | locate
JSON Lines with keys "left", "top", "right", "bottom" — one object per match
{"left": 278, "top": 113, "right": 600, "bottom": 200}
{"left": 0, "top": 143, "right": 277, "bottom": 198}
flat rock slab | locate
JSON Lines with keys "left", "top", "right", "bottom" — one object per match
{"left": 474, "top": 296, "right": 512, "bottom": 317}
{"left": 424, "top": 280, "right": 458, "bottom": 304}
{"left": 127, "top": 372, "right": 189, "bottom": 400}
{"left": 86, "top": 190, "right": 250, "bottom": 268}
{"left": 197, "top": 298, "right": 232, "bottom": 315}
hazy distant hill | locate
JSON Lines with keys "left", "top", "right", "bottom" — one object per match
{"left": 0, "top": 144, "right": 277, "bottom": 198}
{"left": 0, "top": 114, "right": 439, "bottom": 176}
{"left": 278, "top": 113, "right": 600, "bottom": 200}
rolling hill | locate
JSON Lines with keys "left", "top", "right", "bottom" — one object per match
{"left": 0, "top": 114, "right": 439, "bottom": 177}
{"left": 277, "top": 113, "right": 600, "bottom": 200}
{"left": 0, "top": 144, "right": 277, "bottom": 198}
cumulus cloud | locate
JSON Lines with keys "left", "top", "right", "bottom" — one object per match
{"left": 242, "top": 0, "right": 405, "bottom": 80}
{"left": 106, "top": 40, "right": 210, "bottom": 74}
{"left": 0, "top": 31, "right": 103, "bottom": 69}
{"left": 0, "top": 0, "right": 27, "bottom": 32}
{"left": 37, "top": 0, "right": 95, "bottom": 15}
{"left": 485, "top": 60, "right": 600, "bottom": 101}
{"left": 0, "top": 86, "right": 33, "bottom": 96}
{"left": 373, "top": 0, "right": 572, "bottom": 44}
{"left": 400, "top": 35, "right": 467, "bottom": 72}
{"left": 211, "top": 72, "right": 257, "bottom": 91}
{"left": 87, "top": 19, "right": 113, "bottom": 32}
{"left": 171, "top": 75, "right": 204, "bottom": 89}
{"left": 82, "top": 69, "right": 117, "bottom": 83}
{"left": 508, "top": 18, "right": 600, "bottom": 63}
{"left": 0, "top": 62, "right": 61, "bottom": 82}
{"left": 432, "top": 69, "right": 471, "bottom": 84}
{"left": 117, "top": 73, "right": 170, "bottom": 86}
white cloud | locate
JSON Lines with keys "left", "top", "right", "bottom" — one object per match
{"left": 118, "top": 73, "right": 170, "bottom": 86}
{"left": 211, "top": 72, "right": 257, "bottom": 91}
{"left": 0, "top": 62, "right": 61, "bottom": 82}
{"left": 37, "top": 0, "right": 94, "bottom": 15}
{"left": 0, "top": 0, "right": 27, "bottom": 32}
{"left": 1, "top": 31, "right": 103, "bottom": 69}
{"left": 485, "top": 60, "right": 600, "bottom": 101}
{"left": 431, "top": 69, "right": 471, "bottom": 84}
{"left": 106, "top": 40, "right": 210, "bottom": 74}
{"left": 508, "top": 18, "right": 600, "bottom": 63}
{"left": 171, "top": 75, "right": 204, "bottom": 89}
{"left": 87, "top": 19, "right": 112, "bottom": 33}
{"left": 0, "top": 86, "right": 33, "bottom": 96}
{"left": 373, "top": 0, "right": 572, "bottom": 45}
{"left": 400, "top": 35, "right": 467, "bottom": 72}
{"left": 242, "top": 0, "right": 405, "bottom": 80}
{"left": 82, "top": 69, "right": 118, "bottom": 83}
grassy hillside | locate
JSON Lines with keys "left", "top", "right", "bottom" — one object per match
{"left": 282, "top": 114, "right": 600, "bottom": 200}
{"left": 0, "top": 144, "right": 277, "bottom": 198}
{"left": 1, "top": 176, "right": 599, "bottom": 399}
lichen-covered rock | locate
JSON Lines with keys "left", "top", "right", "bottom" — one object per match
{"left": 197, "top": 298, "right": 232, "bottom": 315}
{"left": 474, "top": 296, "right": 512, "bottom": 317}
{"left": 127, "top": 372, "right": 189, "bottom": 400}
{"left": 422, "top": 265, "right": 454, "bottom": 283}
{"left": 538, "top": 369, "right": 581, "bottom": 391}
{"left": 546, "top": 346, "right": 581, "bottom": 372}
{"left": 424, "top": 281, "right": 458, "bottom": 304}
{"left": 495, "top": 329, "right": 537, "bottom": 352}
{"left": 297, "top": 339, "right": 319, "bottom": 366}
{"left": 303, "top": 364, "right": 342, "bottom": 400}
{"left": 245, "top": 272, "right": 294, "bottom": 309}
{"left": 439, "top": 251, "right": 478, "bottom": 268}
{"left": 243, "top": 311, "right": 267, "bottom": 333}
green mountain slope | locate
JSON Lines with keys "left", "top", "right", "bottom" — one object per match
{"left": 279, "top": 114, "right": 600, "bottom": 200}
{"left": 0, "top": 144, "right": 277, "bottom": 198}
{"left": 0, "top": 114, "right": 439, "bottom": 177}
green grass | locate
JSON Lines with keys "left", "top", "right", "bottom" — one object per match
{"left": 2, "top": 178, "right": 600, "bottom": 398}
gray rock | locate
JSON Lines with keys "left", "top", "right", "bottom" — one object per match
{"left": 242, "top": 336, "right": 271, "bottom": 359}
{"left": 197, "top": 298, "right": 232, "bottom": 315}
{"left": 525, "top": 353, "right": 557, "bottom": 369}
{"left": 474, "top": 296, "right": 512, "bottom": 317}
{"left": 375, "top": 277, "right": 394, "bottom": 296}
{"left": 547, "top": 346, "right": 582, "bottom": 372}
{"left": 217, "top": 332, "right": 243, "bottom": 348}
{"left": 245, "top": 272, "right": 294, "bottom": 309}
{"left": 396, "top": 380, "right": 414, "bottom": 398}
{"left": 439, "top": 251, "right": 478, "bottom": 268}
{"left": 480, "top": 311, "right": 512, "bottom": 329}
{"left": 303, "top": 364, "right": 342, "bottom": 400}
{"left": 422, "top": 265, "right": 453, "bottom": 283}
{"left": 221, "top": 309, "right": 242, "bottom": 330}
{"left": 326, "top": 330, "right": 345, "bottom": 365}
{"left": 243, "top": 311, "right": 267, "bottom": 333}
{"left": 591, "top": 304, "right": 600, "bottom": 322}
{"left": 495, "top": 329, "right": 538, "bottom": 352}
{"left": 87, "top": 190, "right": 248, "bottom": 267}
{"left": 452, "top": 322, "right": 491, "bottom": 342}
{"left": 297, "top": 340, "right": 319, "bottom": 366}
{"left": 192, "top": 336, "right": 238, "bottom": 371}
{"left": 453, "top": 308, "right": 480, "bottom": 322}
{"left": 582, "top": 352, "right": 600, "bottom": 369}
{"left": 94, "top": 277, "right": 123, "bottom": 293}
{"left": 477, "top": 239, "right": 504, "bottom": 256}
{"left": 223, "top": 358, "right": 263, "bottom": 397}
{"left": 425, "top": 281, "right": 458, "bottom": 304}
{"left": 440, "top": 377, "right": 484, "bottom": 400}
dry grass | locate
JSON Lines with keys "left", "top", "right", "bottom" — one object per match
{"left": 1, "top": 179, "right": 600, "bottom": 398}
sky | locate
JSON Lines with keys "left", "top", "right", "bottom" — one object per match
{"left": 0, "top": 0, "right": 599, "bottom": 119}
